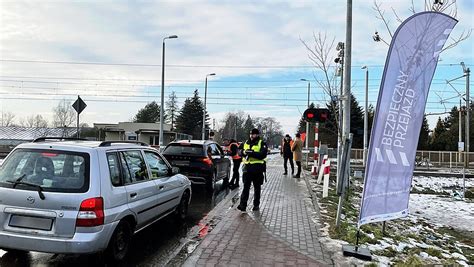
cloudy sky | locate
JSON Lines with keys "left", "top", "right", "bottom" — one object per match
{"left": 0, "top": 0, "right": 473, "bottom": 136}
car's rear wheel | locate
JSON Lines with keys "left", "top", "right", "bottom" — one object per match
{"left": 106, "top": 220, "right": 132, "bottom": 262}
{"left": 175, "top": 191, "right": 190, "bottom": 221}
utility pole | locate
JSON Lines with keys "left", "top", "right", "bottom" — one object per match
{"left": 343, "top": 0, "right": 352, "bottom": 144}
{"left": 462, "top": 63, "right": 470, "bottom": 167}
{"left": 335, "top": 42, "right": 344, "bottom": 191}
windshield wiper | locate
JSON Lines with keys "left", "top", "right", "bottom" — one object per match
{"left": 6, "top": 178, "right": 46, "bottom": 200}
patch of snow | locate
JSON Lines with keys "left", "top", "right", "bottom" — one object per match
{"left": 441, "top": 252, "right": 452, "bottom": 259}
{"left": 411, "top": 176, "right": 473, "bottom": 194}
{"left": 420, "top": 252, "right": 429, "bottom": 258}
{"left": 408, "top": 238, "right": 430, "bottom": 249}
{"left": 396, "top": 242, "right": 413, "bottom": 252}
{"left": 409, "top": 194, "right": 474, "bottom": 232}
{"left": 366, "top": 233, "right": 375, "bottom": 239}
{"left": 458, "top": 260, "right": 469, "bottom": 267}
{"left": 452, "top": 252, "right": 468, "bottom": 261}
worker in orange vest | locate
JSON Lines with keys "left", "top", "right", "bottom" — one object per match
{"left": 228, "top": 139, "right": 242, "bottom": 189}
{"left": 280, "top": 134, "right": 294, "bottom": 176}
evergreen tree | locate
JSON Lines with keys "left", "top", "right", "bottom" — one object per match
{"left": 133, "top": 101, "right": 162, "bottom": 123}
{"left": 243, "top": 115, "right": 254, "bottom": 138}
{"left": 417, "top": 115, "right": 430, "bottom": 150}
{"left": 349, "top": 94, "right": 365, "bottom": 148}
{"left": 175, "top": 90, "right": 208, "bottom": 139}
{"left": 431, "top": 117, "right": 448, "bottom": 150}
{"left": 315, "top": 93, "right": 364, "bottom": 149}
{"left": 166, "top": 91, "right": 179, "bottom": 130}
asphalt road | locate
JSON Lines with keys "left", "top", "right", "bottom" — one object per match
{"left": 0, "top": 180, "right": 231, "bottom": 267}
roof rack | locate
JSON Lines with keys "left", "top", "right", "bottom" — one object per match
{"left": 33, "top": 137, "right": 88, "bottom": 143}
{"left": 99, "top": 141, "right": 149, "bottom": 147}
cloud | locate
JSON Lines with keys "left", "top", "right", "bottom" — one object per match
{"left": 0, "top": 0, "right": 472, "bottom": 131}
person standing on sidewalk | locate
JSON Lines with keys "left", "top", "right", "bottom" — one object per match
{"left": 237, "top": 128, "right": 268, "bottom": 212}
{"left": 280, "top": 134, "right": 294, "bottom": 176}
{"left": 228, "top": 139, "right": 242, "bottom": 189}
{"left": 291, "top": 133, "right": 303, "bottom": 178}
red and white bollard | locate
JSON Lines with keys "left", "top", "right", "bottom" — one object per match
{"left": 317, "top": 155, "right": 328, "bottom": 184}
{"left": 311, "top": 123, "right": 320, "bottom": 176}
{"left": 322, "top": 159, "right": 331, "bottom": 198}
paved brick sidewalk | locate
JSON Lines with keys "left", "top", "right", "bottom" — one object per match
{"left": 183, "top": 155, "right": 333, "bottom": 266}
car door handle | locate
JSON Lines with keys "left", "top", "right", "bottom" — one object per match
{"left": 158, "top": 185, "right": 164, "bottom": 190}
{"left": 130, "top": 192, "right": 137, "bottom": 198}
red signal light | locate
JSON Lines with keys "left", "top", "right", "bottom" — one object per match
{"left": 307, "top": 113, "right": 314, "bottom": 118}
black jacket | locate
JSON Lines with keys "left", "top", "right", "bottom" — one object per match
{"left": 239, "top": 137, "right": 267, "bottom": 173}
{"left": 282, "top": 139, "right": 292, "bottom": 157}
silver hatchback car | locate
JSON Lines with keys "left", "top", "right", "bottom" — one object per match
{"left": 0, "top": 138, "right": 191, "bottom": 261}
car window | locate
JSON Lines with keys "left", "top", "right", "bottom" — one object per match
{"left": 210, "top": 144, "right": 221, "bottom": 156}
{"left": 120, "top": 150, "right": 149, "bottom": 183}
{"left": 215, "top": 144, "right": 224, "bottom": 155}
{"left": 163, "top": 144, "right": 204, "bottom": 155}
{"left": 144, "top": 151, "right": 169, "bottom": 179}
{"left": 119, "top": 152, "right": 132, "bottom": 184}
{"left": 0, "top": 149, "right": 89, "bottom": 193}
{"left": 107, "top": 153, "right": 121, "bottom": 186}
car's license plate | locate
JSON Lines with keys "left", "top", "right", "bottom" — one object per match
{"left": 9, "top": 215, "right": 53, "bottom": 231}
{"left": 173, "top": 160, "right": 189, "bottom": 166}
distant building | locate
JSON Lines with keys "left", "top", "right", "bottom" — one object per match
{"left": 0, "top": 126, "right": 78, "bottom": 157}
{"left": 94, "top": 122, "right": 192, "bottom": 148}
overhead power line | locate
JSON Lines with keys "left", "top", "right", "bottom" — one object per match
{"left": 1, "top": 59, "right": 469, "bottom": 69}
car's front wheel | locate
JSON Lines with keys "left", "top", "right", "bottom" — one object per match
{"left": 175, "top": 191, "right": 190, "bottom": 221}
{"left": 106, "top": 220, "right": 132, "bottom": 262}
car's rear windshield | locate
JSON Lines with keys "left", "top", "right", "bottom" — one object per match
{"left": 163, "top": 143, "right": 204, "bottom": 156}
{"left": 0, "top": 149, "right": 90, "bottom": 193}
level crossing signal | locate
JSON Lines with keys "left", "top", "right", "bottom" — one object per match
{"left": 303, "top": 108, "right": 330, "bottom": 123}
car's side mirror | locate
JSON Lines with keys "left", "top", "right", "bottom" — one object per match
{"left": 171, "top": 167, "right": 180, "bottom": 175}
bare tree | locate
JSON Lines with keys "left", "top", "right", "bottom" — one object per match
{"left": 373, "top": 0, "right": 471, "bottom": 51}
{"left": 52, "top": 99, "right": 76, "bottom": 127}
{"left": 1, "top": 112, "right": 16, "bottom": 127}
{"left": 300, "top": 32, "right": 340, "bottom": 99}
{"left": 21, "top": 114, "right": 49, "bottom": 128}
{"left": 300, "top": 32, "right": 342, "bottom": 135}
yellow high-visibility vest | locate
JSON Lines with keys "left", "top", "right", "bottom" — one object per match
{"left": 242, "top": 140, "right": 265, "bottom": 165}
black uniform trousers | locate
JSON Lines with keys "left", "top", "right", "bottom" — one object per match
{"left": 229, "top": 158, "right": 242, "bottom": 185}
{"left": 239, "top": 170, "right": 264, "bottom": 208}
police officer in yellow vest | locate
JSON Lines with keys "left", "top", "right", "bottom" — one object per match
{"left": 237, "top": 128, "right": 268, "bottom": 212}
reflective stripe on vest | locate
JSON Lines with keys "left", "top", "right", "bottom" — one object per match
{"left": 242, "top": 139, "right": 265, "bottom": 165}
{"left": 230, "top": 143, "right": 241, "bottom": 160}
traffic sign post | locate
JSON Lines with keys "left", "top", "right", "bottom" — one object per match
{"left": 72, "top": 96, "right": 87, "bottom": 138}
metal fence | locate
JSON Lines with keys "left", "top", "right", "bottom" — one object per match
{"left": 305, "top": 147, "right": 474, "bottom": 169}
{"left": 349, "top": 148, "right": 474, "bottom": 168}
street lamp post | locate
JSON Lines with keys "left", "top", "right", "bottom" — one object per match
{"left": 160, "top": 35, "right": 178, "bottom": 150}
{"left": 301, "top": 79, "right": 311, "bottom": 150}
{"left": 361, "top": 66, "right": 369, "bottom": 167}
{"left": 202, "top": 73, "right": 216, "bottom": 140}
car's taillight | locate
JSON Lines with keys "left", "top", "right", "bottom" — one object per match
{"left": 76, "top": 197, "right": 104, "bottom": 227}
{"left": 200, "top": 157, "right": 213, "bottom": 166}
